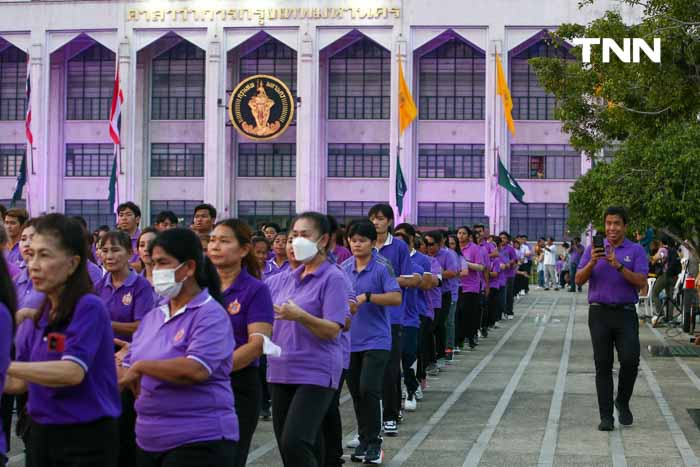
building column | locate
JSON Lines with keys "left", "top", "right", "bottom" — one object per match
{"left": 26, "top": 40, "right": 44, "bottom": 214}
{"left": 295, "top": 29, "right": 322, "bottom": 212}
{"left": 394, "top": 36, "right": 416, "bottom": 224}
{"left": 44, "top": 50, "right": 63, "bottom": 213}
{"left": 203, "top": 30, "right": 229, "bottom": 216}
{"left": 117, "top": 39, "right": 133, "bottom": 208}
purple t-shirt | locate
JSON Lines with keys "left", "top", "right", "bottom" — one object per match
{"left": 402, "top": 261, "right": 424, "bottom": 329}
{"left": 6, "top": 243, "right": 21, "bottom": 268}
{"left": 0, "top": 304, "right": 11, "bottom": 458}
{"left": 435, "top": 247, "right": 460, "bottom": 300}
{"left": 377, "top": 235, "right": 412, "bottom": 325}
{"left": 265, "top": 258, "right": 290, "bottom": 278}
{"left": 221, "top": 267, "right": 274, "bottom": 369}
{"left": 266, "top": 262, "right": 348, "bottom": 389}
{"left": 501, "top": 244, "right": 519, "bottom": 279}
{"left": 95, "top": 270, "right": 155, "bottom": 342}
{"left": 490, "top": 254, "right": 504, "bottom": 289}
{"left": 341, "top": 252, "right": 401, "bottom": 352}
{"left": 570, "top": 244, "right": 584, "bottom": 265}
{"left": 333, "top": 245, "right": 352, "bottom": 265}
{"left": 460, "top": 242, "right": 482, "bottom": 294}
{"left": 87, "top": 260, "right": 104, "bottom": 286}
{"left": 129, "top": 228, "right": 141, "bottom": 263}
{"left": 410, "top": 251, "right": 433, "bottom": 319}
{"left": 15, "top": 294, "right": 121, "bottom": 425}
{"left": 425, "top": 256, "right": 442, "bottom": 317}
{"left": 124, "top": 290, "right": 238, "bottom": 452}
{"left": 333, "top": 261, "right": 357, "bottom": 370}
{"left": 578, "top": 238, "right": 649, "bottom": 305}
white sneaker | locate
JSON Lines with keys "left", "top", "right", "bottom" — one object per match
{"left": 346, "top": 434, "right": 360, "bottom": 448}
{"left": 383, "top": 420, "right": 398, "bottom": 436}
{"left": 478, "top": 330, "right": 483, "bottom": 338}
{"left": 415, "top": 387, "right": 424, "bottom": 401}
{"left": 405, "top": 395, "right": 417, "bottom": 412}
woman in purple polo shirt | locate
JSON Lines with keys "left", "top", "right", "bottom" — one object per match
{"left": 458, "top": 227, "right": 486, "bottom": 350}
{"left": 342, "top": 220, "right": 401, "bottom": 463}
{"left": 266, "top": 212, "right": 349, "bottom": 467}
{"left": 208, "top": 219, "right": 274, "bottom": 467}
{"left": 266, "top": 231, "right": 290, "bottom": 276}
{"left": 118, "top": 227, "right": 238, "bottom": 467}
{"left": 0, "top": 251, "right": 17, "bottom": 467}
{"left": 5, "top": 214, "right": 121, "bottom": 467}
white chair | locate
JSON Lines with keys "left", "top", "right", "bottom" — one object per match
{"left": 637, "top": 277, "right": 656, "bottom": 318}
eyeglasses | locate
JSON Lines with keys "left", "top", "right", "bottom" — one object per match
{"left": 425, "top": 242, "right": 436, "bottom": 247}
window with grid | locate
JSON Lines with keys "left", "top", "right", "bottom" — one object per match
{"left": 328, "top": 143, "right": 389, "bottom": 178}
{"left": 327, "top": 201, "right": 384, "bottom": 226}
{"left": 510, "top": 144, "right": 581, "bottom": 179}
{"left": 238, "top": 200, "right": 296, "bottom": 230}
{"left": 151, "top": 143, "right": 204, "bottom": 177}
{"left": 64, "top": 199, "right": 114, "bottom": 231}
{"left": 511, "top": 38, "right": 573, "bottom": 120}
{"left": 0, "top": 45, "right": 26, "bottom": 121}
{"left": 419, "top": 38, "right": 485, "bottom": 120}
{"left": 329, "top": 37, "right": 390, "bottom": 119}
{"left": 152, "top": 41, "right": 205, "bottom": 120}
{"left": 150, "top": 200, "right": 202, "bottom": 228}
{"left": 240, "top": 38, "right": 297, "bottom": 100}
{"left": 238, "top": 143, "right": 295, "bottom": 177}
{"left": 510, "top": 203, "right": 568, "bottom": 240}
{"left": 0, "top": 144, "right": 24, "bottom": 177}
{"left": 417, "top": 202, "right": 488, "bottom": 229}
{"left": 418, "top": 144, "right": 484, "bottom": 178}
{"left": 65, "top": 143, "right": 113, "bottom": 177}
{"left": 66, "top": 43, "right": 115, "bottom": 120}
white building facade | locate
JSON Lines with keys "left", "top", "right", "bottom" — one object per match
{"left": 0, "top": 0, "right": 640, "bottom": 233}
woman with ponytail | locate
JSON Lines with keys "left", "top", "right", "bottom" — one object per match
{"left": 117, "top": 228, "right": 238, "bottom": 466}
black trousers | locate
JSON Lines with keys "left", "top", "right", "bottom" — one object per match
{"left": 418, "top": 315, "right": 434, "bottom": 380}
{"left": 0, "top": 395, "right": 12, "bottom": 454}
{"left": 434, "top": 293, "right": 451, "bottom": 359}
{"left": 231, "top": 365, "right": 262, "bottom": 467}
{"left": 382, "top": 324, "right": 402, "bottom": 422}
{"left": 270, "top": 383, "right": 336, "bottom": 467}
{"left": 460, "top": 292, "right": 481, "bottom": 342}
{"left": 505, "top": 278, "right": 515, "bottom": 316}
{"left": 137, "top": 440, "right": 237, "bottom": 467}
{"left": 520, "top": 262, "right": 531, "bottom": 293}
{"left": 348, "top": 350, "right": 390, "bottom": 447}
{"left": 27, "top": 417, "right": 119, "bottom": 467}
{"left": 119, "top": 390, "right": 137, "bottom": 467}
{"left": 322, "top": 369, "right": 347, "bottom": 467}
{"left": 258, "top": 356, "right": 271, "bottom": 412}
{"left": 487, "top": 288, "right": 501, "bottom": 327}
{"left": 588, "top": 305, "right": 641, "bottom": 420}
{"left": 479, "top": 291, "right": 489, "bottom": 331}
{"left": 401, "top": 326, "right": 420, "bottom": 396}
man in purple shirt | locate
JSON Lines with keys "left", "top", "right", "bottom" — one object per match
{"left": 568, "top": 237, "right": 584, "bottom": 292}
{"left": 575, "top": 206, "right": 648, "bottom": 432}
{"left": 367, "top": 204, "right": 419, "bottom": 436}
{"left": 499, "top": 231, "right": 519, "bottom": 319}
{"left": 116, "top": 202, "right": 142, "bottom": 263}
{"left": 459, "top": 230, "right": 485, "bottom": 350}
{"left": 3, "top": 207, "right": 28, "bottom": 268}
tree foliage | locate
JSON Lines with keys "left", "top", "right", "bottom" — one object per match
{"left": 530, "top": 0, "right": 700, "bottom": 256}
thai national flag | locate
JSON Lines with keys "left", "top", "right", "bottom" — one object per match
{"left": 25, "top": 54, "right": 32, "bottom": 145}
{"left": 108, "top": 64, "right": 123, "bottom": 212}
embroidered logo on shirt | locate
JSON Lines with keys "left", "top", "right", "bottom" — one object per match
{"left": 228, "top": 299, "right": 241, "bottom": 316}
{"left": 122, "top": 292, "right": 133, "bottom": 306}
{"left": 173, "top": 329, "right": 185, "bottom": 343}
{"left": 624, "top": 256, "right": 632, "bottom": 263}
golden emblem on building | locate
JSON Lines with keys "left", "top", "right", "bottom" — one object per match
{"left": 228, "top": 74, "right": 295, "bottom": 141}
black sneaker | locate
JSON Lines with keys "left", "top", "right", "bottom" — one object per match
{"left": 615, "top": 400, "right": 634, "bottom": 426}
{"left": 363, "top": 444, "right": 384, "bottom": 464}
{"left": 351, "top": 444, "right": 367, "bottom": 462}
{"left": 260, "top": 407, "right": 271, "bottom": 421}
{"left": 598, "top": 417, "right": 614, "bottom": 431}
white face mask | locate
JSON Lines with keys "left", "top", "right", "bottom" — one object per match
{"left": 153, "top": 263, "right": 185, "bottom": 298}
{"left": 251, "top": 333, "right": 282, "bottom": 357}
{"left": 292, "top": 237, "right": 319, "bottom": 263}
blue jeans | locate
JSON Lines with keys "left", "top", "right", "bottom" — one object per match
{"left": 569, "top": 263, "right": 579, "bottom": 291}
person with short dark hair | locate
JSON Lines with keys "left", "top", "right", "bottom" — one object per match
{"left": 192, "top": 204, "right": 217, "bottom": 236}
{"left": 569, "top": 237, "right": 584, "bottom": 292}
{"left": 575, "top": 206, "right": 648, "bottom": 431}
{"left": 342, "top": 219, "right": 401, "bottom": 464}
{"left": 117, "top": 202, "right": 142, "bottom": 263}
{"left": 251, "top": 236, "right": 273, "bottom": 277}
{"left": 499, "top": 232, "right": 519, "bottom": 318}
{"left": 153, "top": 211, "right": 179, "bottom": 232}
{"left": 6, "top": 214, "right": 121, "bottom": 467}
{"left": 266, "top": 232, "right": 289, "bottom": 276}
{"left": 4, "top": 207, "right": 28, "bottom": 267}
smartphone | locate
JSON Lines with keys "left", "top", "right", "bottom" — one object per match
{"left": 47, "top": 333, "right": 66, "bottom": 353}
{"left": 593, "top": 233, "right": 605, "bottom": 249}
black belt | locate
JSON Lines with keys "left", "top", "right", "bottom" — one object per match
{"left": 590, "top": 303, "right": 636, "bottom": 311}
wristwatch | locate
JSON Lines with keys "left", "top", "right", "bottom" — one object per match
{"left": 365, "top": 292, "right": 372, "bottom": 304}
{"left": 616, "top": 264, "right": 624, "bottom": 272}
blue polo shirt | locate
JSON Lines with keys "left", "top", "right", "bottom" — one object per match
{"left": 410, "top": 250, "right": 433, "bottom": 319}
{"left": 95, "top": 270, "right": 155, "bottom": 341}
{"left": 375, "top": 234, "right": 412, "bottom": 325}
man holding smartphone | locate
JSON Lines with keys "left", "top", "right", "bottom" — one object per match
{"left": 575, "top": 206, "right": 648, "bottom": 431}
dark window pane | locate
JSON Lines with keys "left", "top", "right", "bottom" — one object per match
{"left": 509, "top": 202, "right": 569, "bottom": 240}
{"left": 417, "top": 202, "right": 488, "bottom": 230}
{"left": 150, "top": 143, "right": 204, "bottom": 177}
{"left": 0, "top": 144, "right": 24, "bottom": 176}
{"left": 238, "top": 143, "right": 296, "bottom": 177}
{"left": 327, "top": 143, "right": 389, "bottom": 178}
{"left": 0, "top": 44, "right": 27, "bottom": 121}
{"left": 417, "top": 144, "right": 484, "bottom": 178}
{"left": 65, "top": 143, "right": 114, "bottom": 177}
{"left": 510, "top": 144, "right": 580, "bottom": 179}
{"left": 326, "top": 201, "right": 385, "bottom": 226}
{"left": 149, "top": 200, "right": 202, "bottom": 228}
{"left": 64, "top": 199, "right": 114, "bottom": 232}
{"left": 237, "top": 200, "right": 296, "bottom": 230}
{"left": 152, "top": 41, "right": 205, "bottom": 120}
{"left": 66, "top": 43, "right": 115, "bottom": 120}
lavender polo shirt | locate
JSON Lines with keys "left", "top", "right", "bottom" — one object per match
{"left": 376, "top": 234, "right": 412, "bottom": 325}
{"left": 332, "top": 245, "right": 352, "bottom": 265}
{"left": 501, "top": 244, "right": 519, "bottom": 279}
{"left": 222, "top": 267, "right": 274, "bottom": 369}
{"left": 87, "top": 260, "right": 104, "bottom": 286}
{"left": 6, "top": 243, "right": 21, "bottom": 268}
{"left": 460, "top": 242, "right": 482, "bottom": 294}
{"left": 402, "top": 260, "right": 424, "bottom": 329}
{"left": 266, "top": 258, "right": 290, "bottom": 278}
{"left": 95, "top": 270, "right": 155, "bottom": 342}
{"left": 334, "top": 261, "right": 357, "bottom": 370}
{"left": 266, "top": 261, "right": 348, "bottom": 389}
{"left": 570, "top": 244, "right": 584, "bottom": 265}
{"left": 0, "top": 304, "right": 11, "bottom": 458}
{"left": 15, "top": 294, "right": 121, "bottom": 425}
{"left": 490, "top": 255, "right": 504, "bottom": 289}
{"left": 129, "top": 228, "right": 141, "bottom": 263}
{"left": 124, "top": 289, "right": 238, "bottom": 452}
{"left": 410, "top": 250, "right": 433, "bottom": 319}
{"left": 425, "top": 255, "right": 442, "bottom": 318}
{"left": 578, "top": 238, "right": 649, "bottom": 305}
{"left": 14, "top": 268, "right": 44, "bottom": 309}
{"left": 435, "top": 247, "right": 460, "bottom": 300}
{"left": 342, "top": 252, "right": 401, "bottom": 352}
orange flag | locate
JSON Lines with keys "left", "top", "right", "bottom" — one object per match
{"left": 496, "top": 52, "right": 515, "bottom": 136}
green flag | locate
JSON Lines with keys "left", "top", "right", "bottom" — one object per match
{"left": 396, "top": 157, "right": 407, "bottom": 215}
{"left": 10, "top": 154, "right": 27, "bottom": 207}
{"left": 498, "top": 157, "right": 525, "bottom": 204}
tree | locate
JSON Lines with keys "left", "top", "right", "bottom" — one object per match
{"left": 530, "top": 0, "right": 700, "bottom": 258}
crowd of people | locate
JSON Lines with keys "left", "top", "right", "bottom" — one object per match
{"left": 1, "top": 201, "right": 698, "bottom": 465}
{"left": 0, "top": 200, "right": 537, "bottom": 467}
